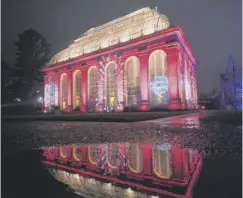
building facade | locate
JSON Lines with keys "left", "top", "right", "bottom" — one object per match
{"left": 42, "top": 7, "right": 198, "bottom": 112}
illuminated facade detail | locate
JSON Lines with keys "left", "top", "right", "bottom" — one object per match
{"left": 149, "top": 50, "right": 169, "bottom": 105}
{"left": 43, "top": 7, "right": 198, "bottom": 112}
{"left": 60, "top": 73, "right": 68, "bottom": 110}
{"left": 105, "top": 62, "right": 117, "bottom": 108}
{"left": 72, "top": 70, "right": 81, "bottom": 109}
{"left": 49, "top": 80, "right": 56, "bottom": 107}
{"left": 107, "top": 143, "right": 119, "bottom": 168}
{"left": 44, "top": 77, "right": 58, "bottom": 111}
{"left": 125, "top": 57, "right": 140, "bottom": 106}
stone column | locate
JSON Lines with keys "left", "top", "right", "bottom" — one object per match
{"left": 167, "top": 47, "right": 180, "bottom": 110}
{"left": 81, "top": 69, "right": 88, "bottom": 112}
{"left": 66, "top": 70, "right": 73, "bottom": 112}
{"left": 138, "top": 52, "right": 150, "bottom": 111}
{"left": 177, "top": 52, "right": 185, "bottom": 110}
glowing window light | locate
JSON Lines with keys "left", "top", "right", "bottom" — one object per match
{"left": 149, "top": 50, "right": 169, "bottom": 105}
{"left": 105, "top": 62, "right": 117, "bottom": 108}
{"left": 73, "top": 70, "right": 82, "bottom": 109}
{"left": 125, "top": 56, "right": 140, "bottom": 106}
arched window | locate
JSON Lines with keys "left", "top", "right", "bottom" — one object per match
{"left": 149, "top": 50, "right": 169, "bottom": 105}
{"left": 128, "top": 143, "right": 143, "bottom": 173}
{"left": 105, "top": 62, "right": 117, "bottom": 108}
{"left": 88, "top": 67, "right": 98, "bottom": 111}
{"left": 152, "top": 144, "right": 172, "bottom": 179}
{"left": 125, "top": 57, "right": 140, "bottom": 106}
{"left": 60, "top": 73, "right": 68, "bottom": 110}
{"left": 73, "top": 70, "right": 81, "bottom": 109}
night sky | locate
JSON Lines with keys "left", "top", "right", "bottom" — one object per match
{"left": 2, "top": 0, "right": 242, "bottom": 94}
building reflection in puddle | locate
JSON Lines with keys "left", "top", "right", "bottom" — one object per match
{"left": 42, "top": 142, "right": 202, "bottom": 198}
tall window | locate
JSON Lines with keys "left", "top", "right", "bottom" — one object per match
{"left": 105, "top": 62, "right": 117, "bottom": 108}
{"left": 60, "top": 73, "right": 68, "bottom": 110}
{"left": 152, "top": 145, "right": 172, "bottom": 179}
{"left": 88, "top": 67, "right": 98, "bottom": 111}
{"left": 149, "top": 50, "right": 169, "bottom": 105}
{"left": 125, "top": 57, "right": 140, "bottom": 106}
{"left": 88, "top": 67, "right": 98, "bottom": 100}
{"left": 73, "top": 70, "right": 81, "bottom": 109}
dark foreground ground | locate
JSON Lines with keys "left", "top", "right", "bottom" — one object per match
{"left": 2, "top": 110, "right": 242, "bottom": 198}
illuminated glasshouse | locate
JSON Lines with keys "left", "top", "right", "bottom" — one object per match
{"left": 42, "top": 7, "right": 198, "bottom": 112}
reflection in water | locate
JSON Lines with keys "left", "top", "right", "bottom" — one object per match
{"left": 42, "top": 142, "right": 202, "bottom": 198}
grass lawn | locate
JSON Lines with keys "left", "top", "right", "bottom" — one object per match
{"left": 2, "top": 110, "right": 200, "bottom": 122}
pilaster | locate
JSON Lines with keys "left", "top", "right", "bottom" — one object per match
{"left": 66, "top": 70, "right": 73, "bottom": 112}
{"left": 167, "top": 47, "right": 181, "bottom": 110}
{"left": 81, "top": 69, "right": 88, "bottom": 112}
{"left": 138, "top": 52, "right": 150, "bottom": 111}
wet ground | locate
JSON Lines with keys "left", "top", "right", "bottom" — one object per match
{"left": 2, "top": 111, "right": 242, "bottom": 198}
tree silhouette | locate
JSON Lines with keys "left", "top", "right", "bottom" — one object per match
{"left": 10, "top": 28, "right": 50, "bottom": 99}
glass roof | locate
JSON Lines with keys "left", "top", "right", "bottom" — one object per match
{"left": 49, "top": 7, "right": 170, "bottom": 65}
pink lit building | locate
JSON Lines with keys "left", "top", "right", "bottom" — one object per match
{"left": 42, "top": 7, "right": 198, "bottom": 112}
{"left": 42, "top": 142, "right": 202, "bottom": 198}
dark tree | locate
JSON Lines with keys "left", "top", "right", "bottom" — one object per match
{"left": 1, "top": 60, "right": 14, "bottom": 103}
{"left": 11, "top": 28, "right": 50, "bottom": 99}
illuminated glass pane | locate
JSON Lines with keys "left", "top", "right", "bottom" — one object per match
{"left": 125, "top": 57, "right": 140, "bottom": 106}
{"left": 149, "top": 50, "right": 169, "bottom": 105}
{"left": 88, "top": 67, "right": 98, "bottom": 111}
